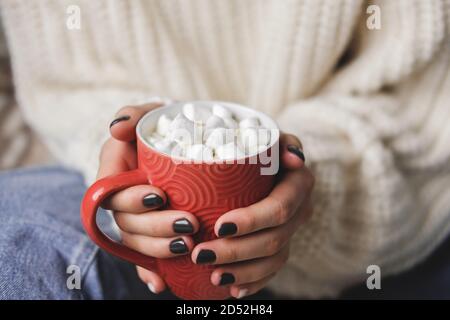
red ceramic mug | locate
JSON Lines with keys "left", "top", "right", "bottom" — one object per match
{"left": 81, "top": 101, "right": 280, "bottom": 300}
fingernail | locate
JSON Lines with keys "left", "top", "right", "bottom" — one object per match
{"left": 287, "top": 145, "right": 305, "bottom": 162}
{"left": 219, "top": 273, "right": 235, "bottom": 286}
{"left": 169, "top": 238, "right": 188, "bottom": 254}
{"left": 218, "top": 222, "right": 237, "bottom": 237}
{"left": 109, "top": 115, "right": 130, "bottom": 128}
{"left": 142, "top": 193, "right": 164, "bottom": 208}
{"left": 147, "top": 282, "right": 156, "bottom": 294}
{"left": 237, "top": 288, "right": 248, "bottom": 299}
{"left": 173, "top": 218, "right": 194, "bottom": 234}
{"left": 196, "top": 249, "right": 216, "bottom": 264}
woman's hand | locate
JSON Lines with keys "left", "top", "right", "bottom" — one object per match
{"left": 192, "top": 134, "right": 314, "bottom": 299}
{"left": 97, "top": 102, "right": 200, "bottom": 294}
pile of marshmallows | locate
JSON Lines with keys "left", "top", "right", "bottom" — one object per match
{"left": 146, "top": 103, "right": 271, "bottom": 161}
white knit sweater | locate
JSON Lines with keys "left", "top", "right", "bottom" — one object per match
{"left": 1, "top": 0, "right": 450, "bottom": 298}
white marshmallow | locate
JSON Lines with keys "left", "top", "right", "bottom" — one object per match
{"left": 156, "top": 114, "right": 172, "bottom": 136}
{"left": 215, "top": 142, "right": 246, "bottom": 160}
{"left": 205, "top": 115, "right": 225, "bottom": 129}
{"left": 183, "top": 103, "right": 212, "bottom": 123}
{"left": 147, "top": 134, "right": 163, "bottom": 145}
{"left": 185, "top": 144, "right": 214, "bottom": 161}
{"left": 168, "top": 113, "right": 195, "bottom": 146}
{"left": 169, "top": 113, "right": 190, "bottom": 128}
{"left": 239, "top": 117, "right": 260, "bottom": 129}
{"left": 147, "top": 103, "right": 270, "bottom": 161}
{"left": 152, "top": 139, "right": 176, "bottom": 155}
{"left": 170, "top": 143, "right": 185, "bottom": 158}
{"left": 240, "top": 127, "right": 271, "bottom": 151}
{"left": 212, "top": 104, "right": 232, "bottom": 119}
{"left": 205, "top": 127, "right": 235, "bottom": 148}
{"left": 193, "top": 122, "right": 205, "bottom": 144}
{"left": 240, "top": 127, "right": 259, "bottom": 151}
{"left": 223, "top": 117, "right": 238, "bottom": 129}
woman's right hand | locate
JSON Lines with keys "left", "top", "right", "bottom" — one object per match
{"left": 97, "top": 102, "right": 200, "bottom": 294}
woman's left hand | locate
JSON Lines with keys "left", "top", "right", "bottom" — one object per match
{"left": 191, "top": 133, "right": 315, "bottom": 299}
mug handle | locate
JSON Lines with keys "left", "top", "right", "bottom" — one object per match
{"left": 81, "top": 169, "right": 158, "bottom": 272}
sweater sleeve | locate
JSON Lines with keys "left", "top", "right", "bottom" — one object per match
{"left": 269, "top": 0, "right": 450, "bottom": 298}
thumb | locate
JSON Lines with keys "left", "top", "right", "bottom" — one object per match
{"left": 109, "top": 102, "right": 164, "bottom": 142}
{"left": 98, "top": 102, "right": 165, "bottom": 179}
{"left": 96, "top": 138, "right": 137, "bottom": 179}
{"left": 280, "top": 133, "right": 305, "bottom": 170}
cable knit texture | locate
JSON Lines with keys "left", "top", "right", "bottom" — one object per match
{"left": 1, "top": 0, "right": 450, "bottom": 298}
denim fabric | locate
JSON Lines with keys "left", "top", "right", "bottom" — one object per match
{"left": 0, "top": 166, "right": 152, "bottom": 300}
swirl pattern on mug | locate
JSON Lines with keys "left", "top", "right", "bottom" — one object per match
{"left": 158, "top": 255, "right": 228, "bottom": 300}
{"left": 140, "top": 145, "right": 176, "bottom": 182}
{"left": 232, "top": 174, "right": 273, "bottom": 208}
{"left": 170, "top": 165, "right": 216, "bottom": 210}
{"left": 204, "top": 164, "right": 260, "bottom": 199}
{"left": 137, "top": 140, "right": 276, "bottom": 300}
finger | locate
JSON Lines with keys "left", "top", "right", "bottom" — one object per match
{"left": 102, "top": 184, "right": 166, "bottom": 213}
{"left": 97, "top": 137, "right": 137, "bottom": 179}
{"left": 121, "top": 232, "right": 194, "bottom": 258}
{"left": 136, "top": 266, "right": 166, "bottom": 294}
{"left": 230, "top": 273, "right": 277, "bottom": 299}
{"left": 215, "top": 166, "right": 314, "bottom": 237}
{"left": 280, "top": 133, "right": 305, "bottom": 170}
{"left": 194, "top": 211, "right": 302, "bottom": 265}
{"left": 210, "top": 245, "right": 289, "bottom": 287}
{"left": 114, "top": 210, "right": 199, "bottom": 237}
{"left": 109, "top": 102, "right": 164, "bottom": 142}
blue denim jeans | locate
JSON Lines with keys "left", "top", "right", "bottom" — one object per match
{"left": 1, "top": 166, "right": 449, "bottom": 299}
{"left": 0, "top": 166, "right": 161, "bottom": 299}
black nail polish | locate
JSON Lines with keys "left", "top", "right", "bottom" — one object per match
{"left": 196, "top": 249, "right": 216, "bottom": 264}
{"left": 109, "top": 115, "right": 130, "bottom": 128}
{"left": 173, "top": 218, "right": 194, "bottom": 234}
{"left": 218, "top": 223, "right": 237, "bottom": 237}
{"left": 169, "top": 238, "right": 188, "bottom": 254}
{"left": 142, "top": 193, "right": 164, "bottom": 208}
{"left": 219, "top": 273, "right": 235, "bottom": 286}
{"left": 287, "top": 145, "right": 305, "bottom": 162}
